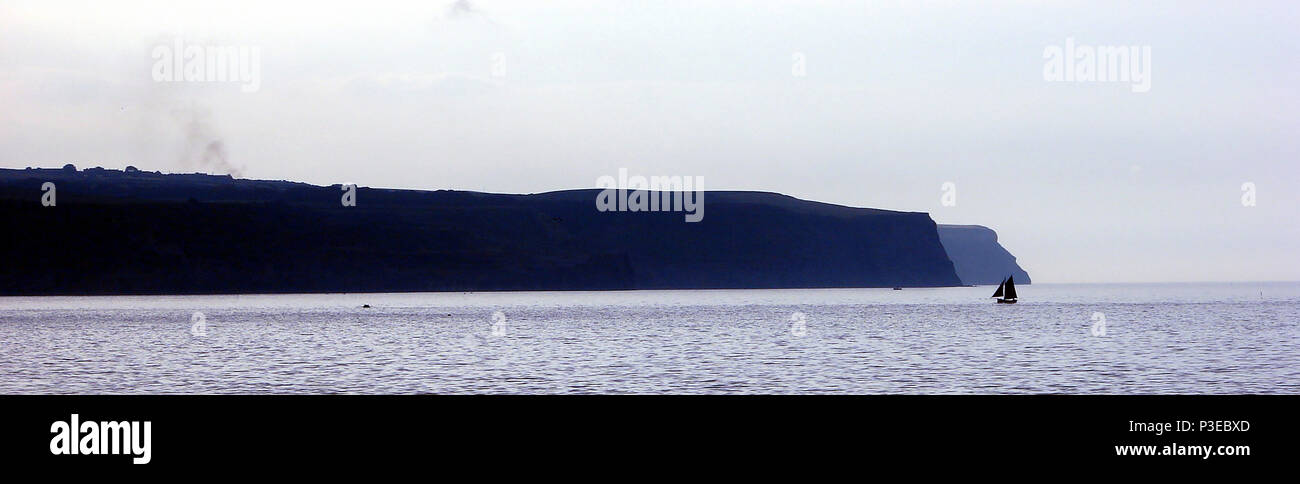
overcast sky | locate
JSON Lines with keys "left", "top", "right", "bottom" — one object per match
{"left": 1, "top": 0, "right": 1296, "bottom": 283}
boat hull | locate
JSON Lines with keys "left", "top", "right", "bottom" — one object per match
{"left": 995, "top": 298, "right": 1017, "bottom": 304}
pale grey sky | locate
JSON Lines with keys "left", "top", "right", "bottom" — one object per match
{"left": 1, "top": 0, "right": 1296, "bottom": 283}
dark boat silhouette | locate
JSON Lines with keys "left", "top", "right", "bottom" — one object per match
{"left": 991, "top": 275, "right": 1018, "bottom": 304}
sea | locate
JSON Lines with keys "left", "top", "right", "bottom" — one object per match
{"left": 1, "top": 282, "right": 1297, "bottom": 394}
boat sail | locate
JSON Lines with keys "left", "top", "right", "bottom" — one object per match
{"left": 992, "top": 275, "right": 1018, "bottom": 304}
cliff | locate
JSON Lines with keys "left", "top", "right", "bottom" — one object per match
{"left": 936, "top": 224, "right": 1031, "bottom": 285}
{"left": 0, "top": 167, "right": 966, "bottom": 295}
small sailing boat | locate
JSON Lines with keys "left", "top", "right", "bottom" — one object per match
{"left": 991, "top": 275, "right": 1018, "bottom": 304}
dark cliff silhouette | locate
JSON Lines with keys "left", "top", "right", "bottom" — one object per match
{"left": 936, "top": 224, "right": 1032, "bottom": 285}
{"left": 1, "top": 167, "right": 977, "bottom": 295}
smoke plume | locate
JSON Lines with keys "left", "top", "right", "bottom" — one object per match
{"left": 174, "top": 105, "right": 244, "bottom": 177}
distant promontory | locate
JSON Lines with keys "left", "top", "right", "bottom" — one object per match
{"left": 0, "top": 167, "right": 1027, "bottom": 295}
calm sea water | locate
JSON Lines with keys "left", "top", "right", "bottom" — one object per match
{"left": 1, "top": 283, "right": 1297, "bottom": 394}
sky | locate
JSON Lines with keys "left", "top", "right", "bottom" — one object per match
{"left": 1, "top": 0, "right": 1296, "bottom": 283}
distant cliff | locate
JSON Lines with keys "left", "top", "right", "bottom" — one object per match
{"left": 0, "top": 167, "right": 970, "bottom": 295}
{"left": 936, "top": 224, "right": 1031, "bottom": 285}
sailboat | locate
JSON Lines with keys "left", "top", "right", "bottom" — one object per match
{"left": 991, "top": 275, "right": 1018, "bottom": 304}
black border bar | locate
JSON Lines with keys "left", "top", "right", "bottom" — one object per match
{"left": 1, "top": 395, "right": 1293, "bottom": 471}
